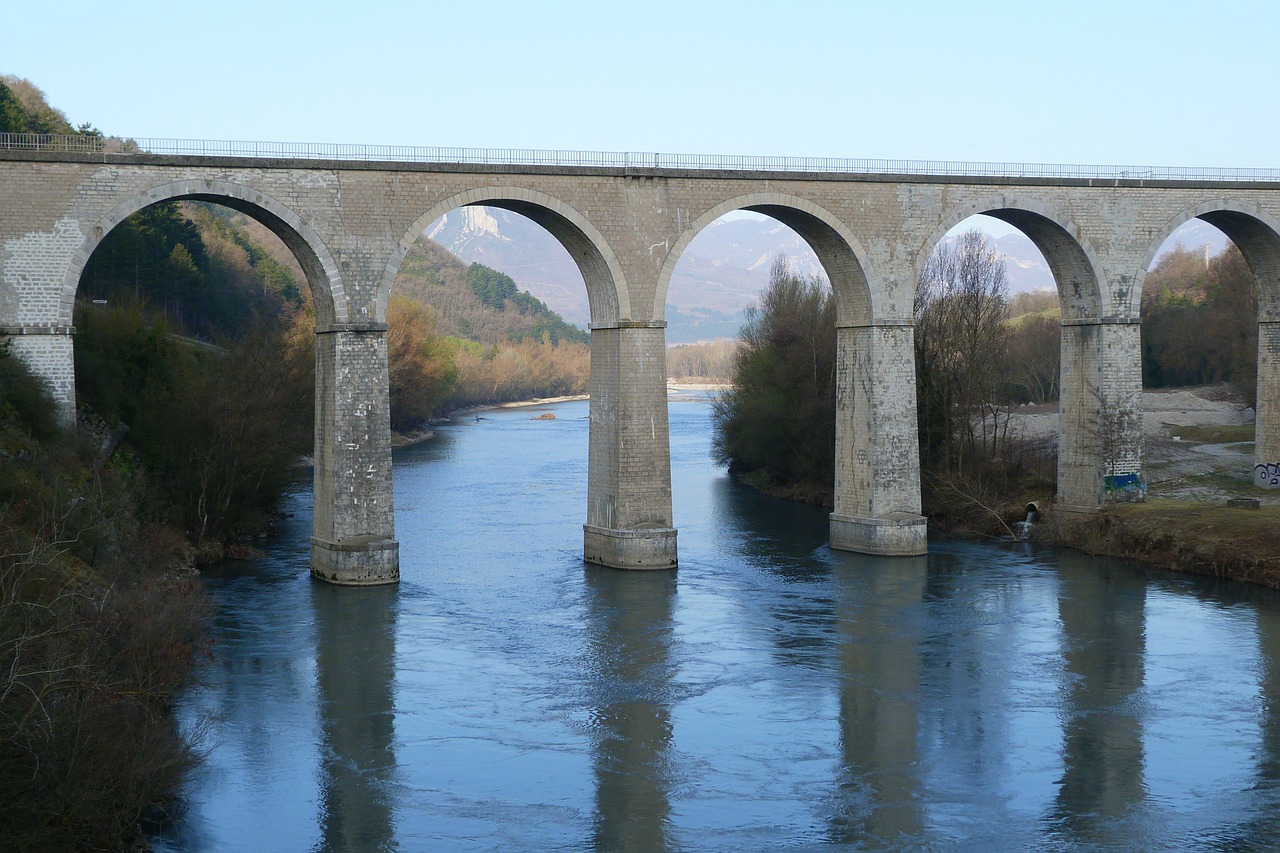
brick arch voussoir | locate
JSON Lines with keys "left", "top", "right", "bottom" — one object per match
{"left": 62, "top": 179, "right": 345, "bottom": 327}
{"left": 657, "top": 192, "right": 881, "bottom": 325}
{"left": 921, "top": 195, "right": 1108, "bottom": 319}
{"left": 382, "top": 187, "right": 627, "bottom": 325}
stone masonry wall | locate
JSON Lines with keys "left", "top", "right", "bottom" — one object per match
{"left": 1258, "top": 322, "right": 1280, "bottom": 486}
{"left": 6, "top": 331, "right": 74, "bottom": 420}
{"left": 834, "top": 324, "right": 922, "bottom": 520}
{"left": 586, "top": 323, "right": 672, "bottom": 531}
{"left": 312, "top": 327, "right": 394, "bottom": 544}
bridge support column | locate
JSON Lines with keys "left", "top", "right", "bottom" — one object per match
{"left": 830, "top": 321, "right": 927, "bottom": 556}
{"left": 1057, "top": 318, "right": 1145, "bottom": 509}
{"left": 584, "top": 321, "right": 677, "bottom": 569}
{"left": 312, "top": 323, "right": 399, "bottom": 585}
{"left": 1256, "top": 321, "right": 1280, "bottom": 487}
{"left": 3, "top": 325, "right": 76, "bottom": 425}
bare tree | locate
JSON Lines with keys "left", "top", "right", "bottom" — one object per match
{"left": 667, "top": 339, "right": 740, "bottom": 383}
{"left": 1006, "top": 314, "right": 1061, "bottom": 404}
{"left": 915, "top": 229, "right": 1011, "bottom": 473}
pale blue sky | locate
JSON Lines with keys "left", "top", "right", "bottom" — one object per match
{"left": 5, "top": 0, "right": 1278, "bottom": 167}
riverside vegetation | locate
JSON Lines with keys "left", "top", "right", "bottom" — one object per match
{"left": 714, "top": 231, "right": 1274, "bottom": 583}
{"left": 1, "top": 75, "right": 594, "bottom": 850}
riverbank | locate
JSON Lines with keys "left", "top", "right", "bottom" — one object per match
{"left": 1014, "top": 384, "right": 1280, "bottom": 588}
{"left": 1049, "top": 501, "right": 1280, "bottom": 590}
{"left": 395, "top": 386, "right": 713, "bottom": 447}
{"left": 392, "top": 394, "right": 590, "bottom": 447}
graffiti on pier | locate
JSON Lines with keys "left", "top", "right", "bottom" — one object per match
{"left": 1104, "top": 472, "right": 1147, "bottom": 502}
{"left": 1255, "top": 462, "right": 1280, "bottom": 488}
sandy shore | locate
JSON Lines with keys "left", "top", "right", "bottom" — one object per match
{"left": 668, "top": 381, "right": 731, "bottom": 392}
{"left": 495, "top": 394, "right": 589, "bottom": 408}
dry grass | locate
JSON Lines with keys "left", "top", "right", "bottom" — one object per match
{"left": 1164, "top": 423, "right": 1255, "bottom": 444}
{"left": 1055, "top": 499, "right": 1280, "bottom": 589}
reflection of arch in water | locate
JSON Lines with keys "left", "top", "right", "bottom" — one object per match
{"left": 582, "top": 569, "right": 677, "bottom": 850}
{"left": 312, "top": 583, "right": 400, "bottom": 850}
{"left": 707, "top": 473, "right": 831, "bottom": 573}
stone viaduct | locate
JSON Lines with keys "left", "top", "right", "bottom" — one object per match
{"left": 2, "top": 140, "right": 1278, "bottom": 585}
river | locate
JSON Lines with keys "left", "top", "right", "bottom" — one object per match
{"left": 152, "top": 396, "right": 1280, "bottom": 851}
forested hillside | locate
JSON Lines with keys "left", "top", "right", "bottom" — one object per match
{"left": 388, "top": 239, "right": 590, "bottom": 413}
{"left": 1, "top": 76, "right": 212, "bottom": 852}
{"left": 1142, "top": 245, "right": 1257, "bottom": 399}
{"left": 0, "top": 74, "right": 90, "bottom": 134}
{"left": 79, "top": 201, "right": 302, "bottom": 340}
{"left": 392, "top": 237, "right": 587, "bottom": 346}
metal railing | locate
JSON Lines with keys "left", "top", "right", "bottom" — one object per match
{"left": 2, "top": 132, "right": 1277, "bottom": 182}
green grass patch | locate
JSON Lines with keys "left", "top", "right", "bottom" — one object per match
{"left": 1108, "top": 499, "right": 1280, "bottom": 543}
{"left": 1069, "top": 499, "right": 1280, "bottom": 588}
{"left": 1159, "top": 470, "right": 1271, "bottom": 496}
{"left": 1165, "top": 423, "right": 1255, "bottom": 443}
{"left": 1007, "top": 307, "right": 1061, "bottom": 327}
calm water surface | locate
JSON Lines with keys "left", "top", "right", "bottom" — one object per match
{"left": 153, "top": 397, "right": 1280, "bottom": 851}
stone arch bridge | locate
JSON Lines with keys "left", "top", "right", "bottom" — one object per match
{"left": 3, "top": 139, "right": 1278, "bottom": 584}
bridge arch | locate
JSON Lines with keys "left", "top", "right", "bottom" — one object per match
{"left": 657, "top": 192, "right": 878, "bottom": 325}
{"left": 662, "top": 193, "right": 924, "bottom": 555}
{"left": 63, "top": 180, "right": 346, "bottom": 327}
{"left": 921, "top": 196, "right": 1107, "bottom": 319}
{"left": 1140, "top": 200, "right": 1280, "bottom": 489}
{"left": 384, "top": 187, "right": 677, "bottom": 570}
{"left": 382, "top": 187, "right": 627, "bottom": 324}
{"left": 921, "top": 197, "right": 1119, "bottom": 509}
{"left": 1137, "top": 199, "right": 1280, "bottom": 319}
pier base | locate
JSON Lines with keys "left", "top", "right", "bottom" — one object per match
{"left": 311, "top": 536, "right": 400, "bottom": 585}
{"left": 584, "top": 525, "right": 678, "bottom": 570}
{"left": 829, "top": 512, "right": 928, "bottom": 557}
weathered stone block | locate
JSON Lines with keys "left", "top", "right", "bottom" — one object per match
{"left": 311, "top": 535, "right": 400, "bottom": 585}
{"left": 583, "top": 524, "right": 677, "bottom": 570}
{"left": 830, "top": 512, "right": 928, "bottom": 556}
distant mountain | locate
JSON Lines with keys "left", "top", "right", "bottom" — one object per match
{"left": 425, "top": 208, "right": 1235, "bottom": 343}
{"left": 426, "top": 210, "right": 822, "bottom": 344}
{"left": 939, "top": 218, "right": 1232, "bottom": 295}
{"left": 1152, "top": 218, "right": 1231, "bottom": 261}
{"left": 427, "top": 208, "right": 587, "bottom": 326}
